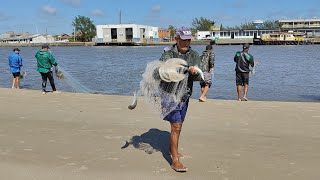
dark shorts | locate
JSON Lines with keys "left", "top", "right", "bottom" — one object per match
{"left": 200, "top": 72, "right": 212, "bottom": 88}
{"left": 236, "top": 72, "right": 249, "bottom": 86}
{"left": 12, "top": 72, "right": 20, "bottom": 78}
{"left": 163, "top": 99, "right": 189, "bottom": 123}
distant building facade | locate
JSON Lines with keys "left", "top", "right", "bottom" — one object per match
{"left": 197, "top": 18, "right": 320, "bottom": 40}
{"left": 95, "top": 24, "right": 159, "bottom": 45}
{"left": 0, "top": 32, "right": 55, "bottom": 43}
{"left": 278, "top": 18, "right": 320, "bottom": 37}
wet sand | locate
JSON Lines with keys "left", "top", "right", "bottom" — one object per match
{"left": 0, "top": 88, "right": 319, "bottom": 180}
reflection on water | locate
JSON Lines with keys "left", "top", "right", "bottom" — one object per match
{"left": 0, "top": 45, "right": 319, "bottom": 102}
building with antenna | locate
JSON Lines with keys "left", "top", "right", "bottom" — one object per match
{"left": 95, "top": 24, "right": 159, "bottom": 45}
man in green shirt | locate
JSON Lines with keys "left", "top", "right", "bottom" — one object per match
{"left": 35, "top": 44, "right": 59, "bottom": 94}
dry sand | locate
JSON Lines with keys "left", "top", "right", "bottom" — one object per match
{"left": 0, "top": 88, "right": 319, "bottom": 180}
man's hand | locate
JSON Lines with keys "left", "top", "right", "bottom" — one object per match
{"left": 54, "top": 66, "right": 59, "bottom": 73}
{"left": 188, "top": 66, "right": 197, "bottom": 75}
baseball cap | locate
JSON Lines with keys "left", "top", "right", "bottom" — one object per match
{"left": 42, "top": 44, "right": 50, "bottom": 49}
{"left": 13, "top": 48, "right": 20, "bottom": 52}
{"left": 243, "top": 43, "right": 250, "bottom": 49}
{"left": 176, "top": 27, "right": 193, "bottom": 40}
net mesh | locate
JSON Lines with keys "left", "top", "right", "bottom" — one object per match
{"left": 55, "top": 66, "right": 94, "bottom": 93}
{"left": 137, "top": 58, "right": 189, "bottom": 118}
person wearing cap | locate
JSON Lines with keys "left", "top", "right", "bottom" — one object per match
{"left": 234, "top": 43, "right": 254, "bottom": 101}
{"left": 35, "top": 44, "right": 59, "bottom": 94}
{"left": 159, "top": 26, "right": 202, "bottom": 172}
{"left": 198, "top": 42, "right": 215, "bottom": 102}
{"left": 8, "top": 48, "right": 23, "bottom": 89}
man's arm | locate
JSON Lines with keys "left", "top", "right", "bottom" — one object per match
{"left": 19, "top": 56, "right": 23, "bottom": 67}
{"left": 48, "top": 53, "right": 58, "bottom": 66}
{"left": 234, "top": 52, "right": 240, "bottom": 62}
{"left": 250, "top": 55, "right": 254, "bottom": 67}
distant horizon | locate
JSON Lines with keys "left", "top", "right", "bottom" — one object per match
{"left": 0, "top": 0, "right": 319, "bottom": 34}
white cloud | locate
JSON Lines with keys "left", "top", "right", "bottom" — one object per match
{"left": 151, "top": 5, "right": 161, "bottom": 13}
{"left": 41, "top": 5, "right": 57, "bottom": 15}
{"left": 60, "top": 0, "right": 81, "bottom": 6}
{"left": 91, "top": 9, "right": 105, "bottom": 17}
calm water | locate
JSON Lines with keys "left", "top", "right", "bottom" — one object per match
{"left": 0, "top": 45, "right": 319, "bottom": 102}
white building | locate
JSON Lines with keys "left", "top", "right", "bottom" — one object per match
{"left": 0, "top": 33, "right": 55, "bottom": 43}
{"left": 95, "top": 24, "right": 159, "bottom": 45}
{"left": 196, "top": 29, "right": 280, "bottom": 40}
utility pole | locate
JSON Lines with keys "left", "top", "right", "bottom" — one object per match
{"left": 73, "top": 27, "right": 76, "bottom": 42}
{"left": 119, "top": 10, "right": 122, "bottom": 24}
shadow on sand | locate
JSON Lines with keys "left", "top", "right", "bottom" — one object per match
{"left": 121, "top": 128, "right": 172, "bottom": 165}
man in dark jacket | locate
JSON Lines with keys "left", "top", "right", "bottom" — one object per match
{"left": 35, "top": 44, "right": 59, "bottom": 94}
{"left": 234, "top": 43, "right": 254, "bottom": 101}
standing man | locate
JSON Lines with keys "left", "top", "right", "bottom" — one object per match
{"left": 159, "top": 27, "right": 202, "bottom": 172}
{"left": 234, "top": 43, "right": 254, "bottom": 101}
{"left": 8, "top": 48, "right": 23, "bottom": 89}
{"left": 198, "top": 41, "right": 215, "bottom": 102}
{"left": 35, "top": 44, "right": 59, "bottom": 94}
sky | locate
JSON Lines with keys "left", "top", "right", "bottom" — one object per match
{"left": 0, "top": 0, "right": 319, "bottom": 35}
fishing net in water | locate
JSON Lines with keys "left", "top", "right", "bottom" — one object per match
{"left": 54, "top": 65, "right": 94, "bottom": 93}
{"left": 132, "top": 58, "right": 190, "bottom": 119}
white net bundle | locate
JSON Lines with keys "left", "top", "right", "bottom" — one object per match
{"left": 129, "top": 58, "right": 190, "bottom": 118}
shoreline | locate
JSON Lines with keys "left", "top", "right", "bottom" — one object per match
{"left": 0, "top": 87, "right": 319, "bottom": 179}
{"left": 1, "top": 39, "right": 319, "bottom": 47}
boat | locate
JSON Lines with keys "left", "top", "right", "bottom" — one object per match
{"left": 254, "top": 31, "right": 312, "bottom": 45}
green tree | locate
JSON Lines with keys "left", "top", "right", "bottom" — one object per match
{"left": 191, "top": 17, "right": 215, "bottom": 33}
{"left": 260, "top": 20, "right": 280, "bottom": 29}
{"left": 72, "top": 15, "right": 96, "bottom": 42}
{"left": 168, "top": 25, "right": 176, "bottom": 41}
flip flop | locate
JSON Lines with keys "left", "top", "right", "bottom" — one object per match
{"left": 198, "top": 98, "right": 206, "bottom": 102}
{"left": 171, "top": 165, "right": 188, "bottom": 172}
{"left": 242, "top": 97, "right": 248, "bottom": 101}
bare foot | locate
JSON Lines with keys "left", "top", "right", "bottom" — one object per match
{"left": 171, "top": 161, "right": 188, "bottom": 172}
{"left": 199, "top": 97, "right": 206, "bottom": 102}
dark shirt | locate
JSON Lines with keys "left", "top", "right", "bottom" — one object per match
{"left": 234, "top": 51, "right": 254, "bottom": 73}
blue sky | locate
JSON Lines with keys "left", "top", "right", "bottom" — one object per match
{"left": 0, "top": 0, "right": 319, "bottom": 35}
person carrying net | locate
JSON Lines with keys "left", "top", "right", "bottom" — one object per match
{"left": 158, "top": 27, "right": 203, "bottom": 172}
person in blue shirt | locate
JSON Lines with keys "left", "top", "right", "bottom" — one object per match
{"left": 8, "top": 48, "right": 23, "bottom": 89}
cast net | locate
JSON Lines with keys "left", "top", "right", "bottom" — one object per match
{"left": 130, "top": 58, "right": 190, "bottom": 119}
{"left": 54, "top": 65, "right": 94, "bottom": 93}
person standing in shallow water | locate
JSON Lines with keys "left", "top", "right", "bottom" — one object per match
{"left": 198, "top": 41, "right": 215, "bottom": 102}
{"left": 35, "top": 44, "right": 59, "bottom": 94}
{"left": 159, "top": 27, "right": 202, "bottom": 172}
{"left": 234, "top": 43, "right": 254, "bottom": 101}
{"left": 8, "top": 48, "right": 23, "bottom": 89}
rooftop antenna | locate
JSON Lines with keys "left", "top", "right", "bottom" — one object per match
{"left": 119, "top": 9, "right": 122, "bottom": 24}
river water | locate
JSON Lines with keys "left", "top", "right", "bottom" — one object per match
{"left": 0, "top": 45, "right": 319, "bottom": 102}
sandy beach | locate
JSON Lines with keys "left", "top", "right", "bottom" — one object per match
{"left": 0, "top": 88, "right": 319, "bottom": 180}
